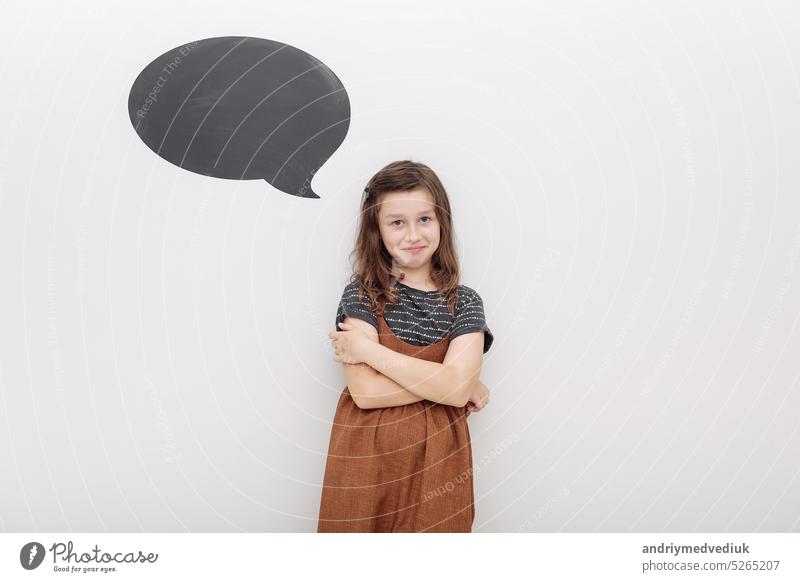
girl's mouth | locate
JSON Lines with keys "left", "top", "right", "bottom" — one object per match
{"left": 404, "top": 246, "right": 425, "bottom": 254}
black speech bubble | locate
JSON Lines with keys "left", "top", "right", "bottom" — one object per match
{"left": 128, "top": 36, "right": 350, "bottom": 198}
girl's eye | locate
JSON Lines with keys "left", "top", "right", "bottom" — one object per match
{"left": 392, "top": 217, "right": 432, "bottom": 227}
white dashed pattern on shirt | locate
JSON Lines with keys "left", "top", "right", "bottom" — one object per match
{"left": 335, "top": 280, "right": 494, "bottom": 354}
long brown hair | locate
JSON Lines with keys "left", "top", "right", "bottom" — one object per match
{"left": 346, "top": 160, "right": 461, "bottom": 318}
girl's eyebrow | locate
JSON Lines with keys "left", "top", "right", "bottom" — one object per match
{"left": 385, "top": 210, "right": 435, "bottom": 219}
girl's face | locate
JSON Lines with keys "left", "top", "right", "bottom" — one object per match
{"left": 377, "top": 188, "right": 441, "bottom": 274}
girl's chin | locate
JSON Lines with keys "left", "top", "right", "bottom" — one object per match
{"left": 398, "top": 256, "right": 429, "bottom": 266}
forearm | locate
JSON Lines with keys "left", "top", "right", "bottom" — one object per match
{"left": 354, "top": 366, "right": 427, "bottom": 409}
{"left": 361, "top": 342, "right": 467, "bottom": 406}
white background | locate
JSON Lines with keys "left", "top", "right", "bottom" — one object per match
{"left": 0, "top": 0, "right": 798, "bottom": 532}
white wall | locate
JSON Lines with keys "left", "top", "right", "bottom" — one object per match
{"left": 0, "top": 0, "right": 798, "bottom": 532}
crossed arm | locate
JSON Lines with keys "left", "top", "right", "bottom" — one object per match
{"left": 339, "top": 316, "right": 484, "bottom": 409}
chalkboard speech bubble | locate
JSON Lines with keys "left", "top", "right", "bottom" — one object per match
{"left": 128, "top": 37, "right": 350, "bottom": 198}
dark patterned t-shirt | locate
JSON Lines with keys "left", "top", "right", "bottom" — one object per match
{"left": 335, "top": 279, "right": 494, "bottom": 354}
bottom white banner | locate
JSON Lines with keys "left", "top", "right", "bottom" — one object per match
{"left": 2, "top": 533, "right": 797, "bottom": 581}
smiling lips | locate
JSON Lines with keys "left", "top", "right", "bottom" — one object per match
{"left": 404, "top": 246, "right": 426, "bottom": 254}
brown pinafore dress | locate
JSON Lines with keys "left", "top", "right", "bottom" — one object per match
{"left": 317, "top": 315, "right": 475, "bottom": 532}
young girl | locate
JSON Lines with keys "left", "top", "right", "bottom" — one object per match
{"left": 317, "top": 160, "right": 493, "bottom": 533}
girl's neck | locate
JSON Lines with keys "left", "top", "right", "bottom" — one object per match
{"left": 396, "top": 271, "right": 436, "bottom": 291}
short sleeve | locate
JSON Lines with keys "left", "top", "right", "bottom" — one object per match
{"left": 451, "top": 286, "right": 494, "bottom": 354}
{"left": 335, "top": 281, "right": 378, "bottom": 331}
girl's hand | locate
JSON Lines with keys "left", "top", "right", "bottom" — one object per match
{"left": 466, "top": 380, "right": 490, "bottom": 415}
{"left": 328, "top": 321, "right": 372, "bottom": 365}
